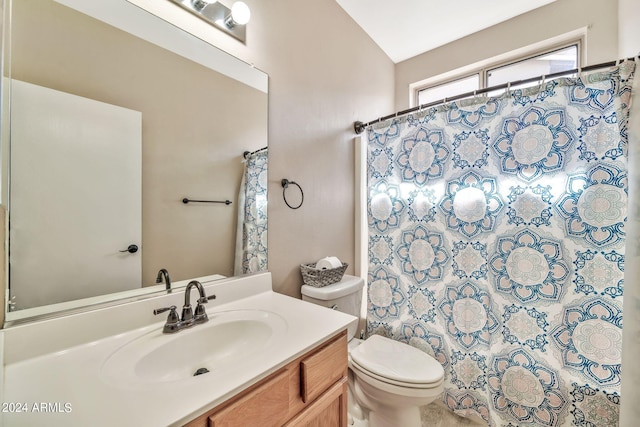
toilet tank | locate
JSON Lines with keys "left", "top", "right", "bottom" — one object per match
{"left": 301, "top": 275, "right": 364, "bottom": 341}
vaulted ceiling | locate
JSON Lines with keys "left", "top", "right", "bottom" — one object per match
{"left": 335, "top": 0, "right": 558, "bottom": 63}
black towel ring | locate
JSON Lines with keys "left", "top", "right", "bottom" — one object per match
{"left": 281, "top": 178, "right": 304, "bottom": 209}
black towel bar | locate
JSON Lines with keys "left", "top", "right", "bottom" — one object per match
{"left": 182, "top": 198, "right": 232, "bottom": 205}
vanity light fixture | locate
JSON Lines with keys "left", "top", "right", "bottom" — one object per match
{"left": 169, "top": 0, "right": 251, "bottom": 43}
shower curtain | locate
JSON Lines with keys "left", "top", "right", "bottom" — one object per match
{"left": 366, "top": 61, "right": 635, "bottom": 427}
{"left": 234, "top": 149, "right": 268, "bottom": 275}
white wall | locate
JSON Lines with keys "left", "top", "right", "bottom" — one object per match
{"left": 395, "top": 0, "right": 619, "bottom": 110}
{"left": 620, "top": 64, "right": 640, "bottom": 426}
{"left": 620, "top": 2, "right": 640, "bottom": 421}
{"left": 618, "top": 0, "right": 640, "bottom": 57}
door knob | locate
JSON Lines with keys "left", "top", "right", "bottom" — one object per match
{"left": 120, "top": 244, "right": 139, "bottom": 254}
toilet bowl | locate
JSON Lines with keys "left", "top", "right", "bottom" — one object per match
{"left": 301, "top": 275, "right": 444, "bottom": 427}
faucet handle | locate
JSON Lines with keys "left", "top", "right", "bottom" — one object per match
{"left": 200, "top": 294, "right": 216, "bottom": 304}
{"left": 154, "top": 305, "right": 181, "bottom": 333}
{"left": 153, "top": 305, "right": 176, "bottom": 315}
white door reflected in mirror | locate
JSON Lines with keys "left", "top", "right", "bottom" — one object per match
{"left": 9, "top": 80, "right": 142, "bottom": 310}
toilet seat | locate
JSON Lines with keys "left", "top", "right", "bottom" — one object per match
{"left": 350, "top": 335, "right": 444, "bottom": 388}
{"left": 350, "top": 359, "right": 444, "bottom": 389}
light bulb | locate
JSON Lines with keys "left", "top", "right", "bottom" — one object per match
{"left": 230, "top": 1, "right": 251, "bottom": 25}
{"left": 191, "top": 0, "right": 216, "bottom": 12}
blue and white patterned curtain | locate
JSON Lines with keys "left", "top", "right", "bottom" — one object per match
{"left": 234, "top": 149, "right": 268, "bottom": 275}
{"left": 366, "top": 61, "right": 635, "bottom": 427}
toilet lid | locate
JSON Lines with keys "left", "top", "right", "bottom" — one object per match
{"left": 350, "top": 335, "right": 443, "bottom": 385}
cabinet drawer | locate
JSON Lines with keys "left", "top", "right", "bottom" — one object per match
{"left": 300, "top": 333, "right": 347, "bottom": 403}
{"left": 208, "top": 370, "right": 289, "bottom": 427}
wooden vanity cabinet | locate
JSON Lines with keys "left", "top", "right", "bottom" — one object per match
{"left": 184, "top": 330, "right": 348, "bottom": 427}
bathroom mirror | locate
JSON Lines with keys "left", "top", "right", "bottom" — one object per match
{"left": 3, "top": 0, "right": 268, "bottom": 324}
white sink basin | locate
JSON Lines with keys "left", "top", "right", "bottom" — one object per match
{"left": 101, "top": 310, "right": 287, "bottom": 387}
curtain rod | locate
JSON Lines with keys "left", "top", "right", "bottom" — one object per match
{"left": 354, "top": 56, "right": 638, "bottom": 134}
{"left": 243, "top": 146, "right": 268, "bottom": 159}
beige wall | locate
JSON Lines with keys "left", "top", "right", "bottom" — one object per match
{"left": 11, "top": 0, "right": 268, "bottom": 287}
{"left": 395, "top": 0, "right": 619, "bottom": 110}
{"left": 257, "top": 2, "right": 394, "bottom": 297}
{"left": 169, "top": 0, "right": 395, "bottom": 297}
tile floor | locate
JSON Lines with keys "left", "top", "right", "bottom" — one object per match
{"left": 349, "top": 402, "right": 484, "bottom": 426}
{"left": 420, "top": 402, "right": 486, "bottom": 426}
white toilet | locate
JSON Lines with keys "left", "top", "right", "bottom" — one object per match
{"left": 301, "top": 275, "right": 445, "bottom": 427}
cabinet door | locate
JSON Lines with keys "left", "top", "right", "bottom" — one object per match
{"left": 284, "top": 378, "right": 347, "bottom": 427}
{"left": 184, "top": 331, "right": 349, "bottom": 427}
{"left": 209, "top": 370, "right": 289, "bottom": 427}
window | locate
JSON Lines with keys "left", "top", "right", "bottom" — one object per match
{"left": 415, "top": 43, "right": 580, "bottom": 106}
{"left": 486, "top": 45, "right": 578, "bottom": 87}
{"left": 418, "top": 74, "right": 480, "bottom": 105}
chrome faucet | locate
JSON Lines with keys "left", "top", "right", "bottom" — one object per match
{"left": 153, "top": 280, "right": 216, "bottom": 333}
{"left": 156, "top": 268, "right": 172, "bottom": 292}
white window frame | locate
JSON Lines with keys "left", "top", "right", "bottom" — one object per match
{"left": 409, "top": 29, "right": 587, "bottom": 107}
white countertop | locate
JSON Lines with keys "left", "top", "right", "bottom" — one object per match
{"left": 1, "top": 273, "right": 356, "bottom": 426}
